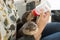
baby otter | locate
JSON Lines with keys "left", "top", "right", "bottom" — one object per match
{"left": 20, "top": 21, "right": 38, "bottom": 35}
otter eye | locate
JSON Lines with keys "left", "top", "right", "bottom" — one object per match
{"left": 25, "top": 27, "right": 30, "bottom": 30}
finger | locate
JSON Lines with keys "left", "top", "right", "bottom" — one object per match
{"left": 46, "top": 11, "right": 50, "bottom": 16}
{"left": 40, "top": 9, "right": 44, "bottom": 17}
{"left": 45, "top": 11, "right": 50, "bottom": 19}
{"left": 44, "top": 5, "right": 50, "bottom": 16}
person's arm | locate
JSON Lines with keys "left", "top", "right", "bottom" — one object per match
{"left": 33, "top": 9, "right": 50, "bottom": 40}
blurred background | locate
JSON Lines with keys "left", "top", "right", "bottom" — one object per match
{"left": 14, "top": 0, "right": 60, "bottom": 22}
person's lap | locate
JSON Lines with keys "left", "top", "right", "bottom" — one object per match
{"left": 42, "top": 22, "right": 60, "bottom": 38}
{"left": 41, "top": 32, "right": 60, "bottom": 40}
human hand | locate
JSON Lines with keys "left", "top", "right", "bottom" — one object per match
{"left": 37, "top": 9, "right": 50, "bottom": 26}
{"left": 34, "top": 9, "right": 50, "bottom": 40}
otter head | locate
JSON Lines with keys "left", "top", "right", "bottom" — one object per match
{"left": 20, "top": 21, "right": 38, "bottom": 35}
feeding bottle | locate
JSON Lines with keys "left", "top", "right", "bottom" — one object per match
{"left": 32, "top": 0, "right": 51, "bottom": 16}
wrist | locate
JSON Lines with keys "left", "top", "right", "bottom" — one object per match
{"left": 34, "top": 34, "right": 41, "bottom": 40}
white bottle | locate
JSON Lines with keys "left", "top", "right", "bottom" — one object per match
{"left": 32, "top": 0, "right": 51, "bottom": 16}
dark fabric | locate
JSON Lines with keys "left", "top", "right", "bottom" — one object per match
{"left": 52, "top": 15, "right": 60, "bottom": 22}
{"left": 42, "top": 22, "right": 60, "bottom": 38}
{"left": 42, "top": 32, "right": 60, "bottom": 40}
